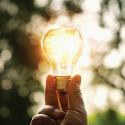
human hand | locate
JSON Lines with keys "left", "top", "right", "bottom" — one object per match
{"left": 30, "top": 75, "right": 87, "bottom": 125}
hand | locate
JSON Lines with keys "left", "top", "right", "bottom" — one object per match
{"left": 30, "top": 75, "right": 87, "bottom": 125}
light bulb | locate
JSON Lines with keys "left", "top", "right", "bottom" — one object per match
{"left": 42, "top": 24, "right": 83, "bottom": 92}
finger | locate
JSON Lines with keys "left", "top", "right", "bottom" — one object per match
{"left": 38, "top": 105, "right": 65, "bottom": 119}
{"left": 45, "top": 75, "right": 58, "bottom": 107}
{"left": 67, "top": 75, "right": 85, "bottom": 110}
{"left": 30, "top": 114, "right": 56, "bottom": 125}
{"left": 57, "top": 91, "right": 68, "bottom": 112}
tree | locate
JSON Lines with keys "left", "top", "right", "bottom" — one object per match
{"left": 0, "top": 0, "right": 83, "bottom": 125}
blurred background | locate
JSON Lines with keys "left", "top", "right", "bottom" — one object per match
{"left": 0, "top": 0, "right": 125, "bottom": 125}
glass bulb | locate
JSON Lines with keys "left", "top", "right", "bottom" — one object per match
{"left": 42, "top": 24, "right": 83, "bottom": 92}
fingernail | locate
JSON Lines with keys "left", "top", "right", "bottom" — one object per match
{"left": 47, "top": 75, "right": 55, "bottom": 84}
{"left": 54, "top": 109, "right": 63, "bottom": 113}
{"left": 47, "top": 75, "right": 53, "bottom": 80}
{"left": 52, "top": 109, "right": 65, "bottom": 116}
{"left": 75, "top": 75, "right": 81, "bottom": 85}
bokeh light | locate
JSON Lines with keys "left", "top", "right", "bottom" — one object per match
{"left": 1, "top": 0, "right": 125, "bottom": 125}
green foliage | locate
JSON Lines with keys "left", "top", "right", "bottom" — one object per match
{"left": 0, "top": 0, "right": 125, "bottom": 125}
{"left": 89, "top": 109, "right": 125, "bottom": 125}
{"left": 0, "top": 49, "right": 43, "bottom": 125}
{"left": 0, "top": 0, "right": 83, "bottom": 125}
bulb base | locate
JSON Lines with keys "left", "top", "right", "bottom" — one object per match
{"left": 55, "top": 76, "right": 71, "bottom": 93}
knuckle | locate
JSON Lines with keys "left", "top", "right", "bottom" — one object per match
{"left": 38, "top": 105, "right": 55, "bottom": 114}
{"left": 74, "top": 88, "right": 81, "bottom": 96}
{"left": 30, "top": 115, "right": 38, "bottom": 125}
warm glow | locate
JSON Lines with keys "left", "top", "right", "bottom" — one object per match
{"left": 24, "top": 0, "right": 125, "bottom": 115}
{"left": 42, "top": 25, "right": 83, "bottom": 75}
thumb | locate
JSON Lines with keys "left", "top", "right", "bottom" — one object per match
{"left": 67, "top": 75, "right": 85, "bottom": 111}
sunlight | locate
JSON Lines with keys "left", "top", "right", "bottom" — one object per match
{"left": 1, "top": 49, "right": 12, "bottom": 62}
{"left": 0, "top": 59, "right": 4, "bottom": 73}
{"left": 1, "top": 79, "right": 13, "bottom": 90}
{"left": 119, "top": 42, "right": 125, "bottom": 61}
{"left": 1, "top": 0, "right": 125, "bottom": 124}
{"left": 27, "top": 0, "right": 125, "bottom": 115}
{"left": 103, "top": 49, "right": 122, "bottom": 68}
{"left": 83, "top": 0, "right": 101, "bottom": 13}
{"left": 0, "top": 0, "right": 18, "bottom": 15}
{"left": 34, "top": 0, "right": 48, "bottom": 7}
{"left": 94, "top": 85, "right": 109, "bottom": 109}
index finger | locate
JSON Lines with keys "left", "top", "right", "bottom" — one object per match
{"left": 45, "top": 75, "right": 58, "bottom": 107}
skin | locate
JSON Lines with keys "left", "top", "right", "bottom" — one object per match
{"left": 30, "top": 75, "right": 87, "bottom": 125}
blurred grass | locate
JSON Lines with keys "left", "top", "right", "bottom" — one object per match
{"left": 89, "top": 109, "right": 125, "bottom": 125}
